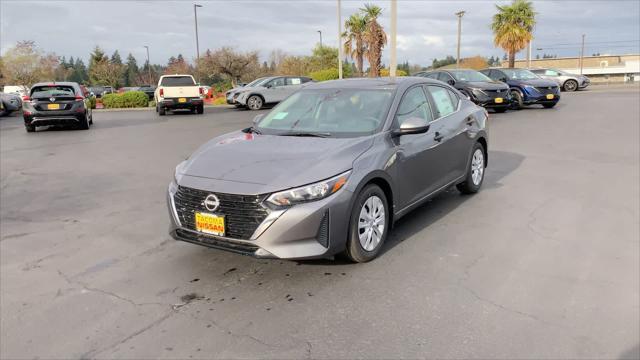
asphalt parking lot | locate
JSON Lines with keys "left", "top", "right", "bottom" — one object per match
{"left": 1, "top": 85, "right": 639, "bottom": 359}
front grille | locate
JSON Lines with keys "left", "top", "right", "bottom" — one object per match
{"left": 174, "top": 186, "right": 269, "bottom": 240}
{"left": 175, "top": 229, "right": 259, "bottom": 256}
{"left": 534, "top": 86, "right": 557, "bottom": 94}
{"left": 485, "top": 89, "right": 507, "bottom": 94}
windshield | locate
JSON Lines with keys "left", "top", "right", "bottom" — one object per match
{"left": 246, "top": 77, "right": 268, "bottom": 87}
{"left": 257, "top": 88, "right": 394, "bottom": 138}
{"left": 449, "top": 70, "right": 493, "bottom": 82}
{"left": 31, "top": 85, "right": 76, "bottom": 98}
{"left": 160, "top": 76, "right": 196, "bottom": 87}
{"left": 502, "top": 69, "right": 539, "bottom": 80}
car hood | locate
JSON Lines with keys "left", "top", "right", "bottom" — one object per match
{"left": 462, "top": 81, "right": 509, "bottom": 90}
{"left": 510, "top": 78, "right": 558, "bottom": 87}
{"left": 179, "top": 131, "right": 373, "bottom": 194}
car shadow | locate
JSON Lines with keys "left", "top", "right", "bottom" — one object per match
{"left": 619, "top": 344, "right": 640, "bottom": 360}
{"left": 299, "top": 150, "right": 525, "bottom": 265}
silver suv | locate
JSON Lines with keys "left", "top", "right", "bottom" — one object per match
{"left": 234, "top": 76, "right": 312, "bottom": 110}
{"left": 530, "top": 68, "right": 590, "bottom": 92}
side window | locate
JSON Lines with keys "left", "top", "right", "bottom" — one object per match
{"left": 545, "top": 70, "right": 559, "bottom": 76}
{"left": 269, "top": 77, "right": 285, "bottom": 87}
{"left": 427, "top": 86, "right": 456, "bottom": 118}
{"left": 426, "top": 73, "right": 439, "bottom": 80}
{"left": 396, "top": 86, "right": 433, "bottom": 126}
{"left": 437, "top": 72, "right": 450, "bottom": 82}
{"left": 286, "top": 77, "right": 302, "bottom": 85}
{"left": 301, "top": 77, "right": 312, "bottom": 83}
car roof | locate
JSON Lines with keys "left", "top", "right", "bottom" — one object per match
{"left": 31, "top": 82, "right": 79, "bottom": 88}
{"left": 302, "top": 77, "right": 441, "bottom": 91}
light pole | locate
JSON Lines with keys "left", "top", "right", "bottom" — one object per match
{"left": 390, "top": 0, "right": 397, "bottom": 78}
{"left": 579, "top": 34, "right": 585, "bottom": 75}
{"left": 144, "top": 45, "right": 151, "bottom": 85}
{"left": 337, "top": 0, "right": 343, "bottom": 79}
{"left": 194, "top": 3, "right": 203, "bottom": 82}
{"left": 455, "top": 10, "right": 465, "bottom": 68}
{"left": 317, "top": 30, "right": 323, "bottom": 48}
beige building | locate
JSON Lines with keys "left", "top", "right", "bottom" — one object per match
{"left": 509, "top": 54, "right": 640, "bottom": 84}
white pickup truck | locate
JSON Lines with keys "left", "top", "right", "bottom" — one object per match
{"left": 154, "top": 75, "right": 204, "bottom": 115}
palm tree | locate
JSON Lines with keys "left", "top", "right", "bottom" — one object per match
{"left": 343, "top": 13, "right": 368, "bottom": 77}
{"left": 491, "top": 0, "right": 536, "bottom": 68}
{"left": 360, "top": 4, "right": 386, "bottom": 77}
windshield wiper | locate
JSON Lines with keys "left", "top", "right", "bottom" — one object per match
{"left": 280, "top": 131, "right": 332, "bottom": 138}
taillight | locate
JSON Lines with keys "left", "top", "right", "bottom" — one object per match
{"left": 75, "top": 96, "right": 84, "bottom": 102}
{"left": 159, "top": 88, "right": 164, "bottom": 97}
{"left": 22, "top": 95, "right": 30, "bottom": 101}
{"left": 199, "top": 87, "right": 204, "bottom": 95}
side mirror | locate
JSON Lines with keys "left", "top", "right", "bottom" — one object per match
{"left": 264, "top": 83, "right": 272, "bottom": 89}
{"left": 447, "top": 79, "right": 455, "bottom": 86}
{"left": 499, "top": 77, "right": 508, "bottom": 83}
{"left": 252, "top": 114, "right": 264, "bottom": 125}
{"left": 392, "top": 117, "right": 430, "bottom": 137}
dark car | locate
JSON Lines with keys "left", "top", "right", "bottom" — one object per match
{"left": 88, "top": 86, "right": 113, "bottom": 98}
{"left": 0, "top": 92, "right": 22, "bottom": 116}
{"left": 137, "top": 85, "right": 156, "bottom": 100}
{"left": 22, "top": 82, "right": 94, "bottom": 132}
{"left": 167, "top": 77, "right": 488, "bottom": 262}
{"left": 480, "top": 68, "right": 560, "bottom": 109}
{"left": 415, "top": 69, "right": 511, "bottom": 113}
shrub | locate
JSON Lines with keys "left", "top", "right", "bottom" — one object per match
{"left": 102, "top": 91, "right": 149, "bottom": 108}
{"left": 212, "top": 97, "right": 226, "bottom": 105}
{"left": 88, "top": 96, "right": 96, "bottom": 109}
{"left": 379, "top": 68, "right": 408, "bottom": 77}
{"left": 309, "top": 68, "right": 341, "bottom": 82}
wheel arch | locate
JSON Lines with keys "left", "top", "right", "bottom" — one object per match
{"left": 476, "top": 136, "right": 488, "bottom": 167}
{"left": 350, "top": 170, "right": 396, "bottom": 226}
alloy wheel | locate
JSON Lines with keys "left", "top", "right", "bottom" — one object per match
{"left": 248, "top": 96, "right": 262, "bottom": 110}
{"left": 471, "top": 148, "right": 484, "bottom": 185}
{"left": 358, "top": 195, "right": 386, "bottom": 251}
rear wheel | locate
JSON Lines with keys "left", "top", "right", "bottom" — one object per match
{"left": 563, "top": 79, "right": 578, "bottom": 92}
{"left": 457, "top": 142, "right": 485, "bottom": 194}
{"left": 158, "top": 106, "right": 166, "bottom": 116}
{"left": 510, "top": 90, "right": 523, "bottom": 110}
{"left": 196, "top": 104, "right": 204, "bottom": 114}
{"left": 25, "top": 124, "right": 35, "bottom": 132}
{"left": 78, "top": 115, "right": 90, "bottom": 130}
{"left": 247, "top": 95, "right": 263, "bottom": 110}
{"left": 345, "top": 184, "right": 389, "bottom": 263}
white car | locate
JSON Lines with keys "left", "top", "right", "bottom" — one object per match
{"left": 3, "top": 85, "right": 29, "bottom": 98}
{"left": 234, "top": 76, "right": 312, "bottom": 110}
{"left": 154, "top": 75, "right": 204, "bottom": 115}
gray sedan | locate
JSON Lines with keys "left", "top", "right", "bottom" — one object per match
{"left": 530, "top": 68, "right": 590, "bottom": 91}
{"left": 234, "top": 76, "right": 312, "bottom": 110}
{"left": 167, "top": 77, "right": 488, "bottom": 262}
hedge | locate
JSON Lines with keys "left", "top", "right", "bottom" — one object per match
{"left": 380, "top": 68, "right": 408, "bottom": 76}
{"left": 102, "top": 91, "right": 149, "bottom": 108}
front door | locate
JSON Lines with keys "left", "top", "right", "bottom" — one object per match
{"left": 263, "top": 77, "right": 286, "bottom": 103}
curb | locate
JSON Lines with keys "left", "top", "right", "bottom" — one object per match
{"left": 94, "top": 104, "right": 233, "bottom": 112}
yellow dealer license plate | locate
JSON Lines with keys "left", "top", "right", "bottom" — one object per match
{"left": 47, "top": 103, "right": 60, "bottom": 110}
{"left": 195, "top": 212, "right": 225, "bottom": 236}
{"left": 495, "top": 97, "right": 503, "bottom": 104}
{"left": 546, "top": 94, "right": 554, "bottom": 100}
{"left": 178, "top": 98, "right": 187, "bottom": 103}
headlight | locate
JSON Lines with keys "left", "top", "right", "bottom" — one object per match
{"left": 174, "top": 160, "right": 187, "bottom": 183}
{"left": 470, "top": 88, "right": 486, "bottom": 96}
{"left": 266, "top": 170, "right": 351, "bottom": 208}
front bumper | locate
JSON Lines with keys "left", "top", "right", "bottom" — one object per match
{"left": 469, "top": 90, "right": 511, "bottom": 109}
{"left": 522, "top": 87, "right": 561, "bottom": 105}
{"left": 160, "top": 97, "right": 203, "bottom": 109}
{"left": 167, "top": 181, "right": 353, "bottom": 260}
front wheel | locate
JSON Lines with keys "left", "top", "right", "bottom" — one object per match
{"left": 246, "top": 95, "right": 263, "bottom": 110}
{"left": 510, "top": 90, "right": 523, "bottom": 110}
{"left": 345, "top": 184, "right": 389, "bottom": 263}
{"left": 563, "top": 79, "right": 578, "bottom": 92}
{"left": 457, "top": 142, "right": 485, "bottom": 194}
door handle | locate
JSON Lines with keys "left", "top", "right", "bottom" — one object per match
{"left": 434, "top": 132, "right": 443, "bottom": 142}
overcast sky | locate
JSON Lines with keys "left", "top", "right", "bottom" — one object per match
{"left": 1, "top": 0, "right": 639, "bottom": 66}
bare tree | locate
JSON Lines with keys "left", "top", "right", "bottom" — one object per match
{"left": 200, "top": 47, "right": 259, "bottom": 87}
{"left": 1, "top": 41, "right": 58, "bottom": 87}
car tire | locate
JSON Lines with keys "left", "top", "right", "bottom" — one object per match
{"left": 196, "top": 104, "right": 204, "bottom": 114}
{"left": 247, "top": 95, "right": 263, "bottom": 110}
{"left": 25, "top": 124, "right": 35, "bottom": 132}
{"left": 89, "top": 111, "right": 93, "bottom": 125}
{"left": 158, "top": 106, "right": 166, "bottom": 116}
{"left": 78, "top": 115, "right": 90, "bottom": 130}
{"left": 494, "top": 107, "right": 508, "bottom": 113}
{"left": 345, "top": 184, "right": 389, "bottom": 263}
{"left": 510, "top": 90, "right": 523, "bottom": 110}
{"left": 563, "top": 79, "right": 578, "bottom": 92}
{"left": 457, "top": 142, "right": 486, "bottom": 194}
{"left": 543, "top": 103, "right": 557, "bottom": 109}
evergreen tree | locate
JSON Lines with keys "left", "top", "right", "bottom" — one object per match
{"left": 124, "top": 53, "right": 139, "bottom": 86}
{"left": 111, "top": 50, "right": 122, "bottom": 65}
